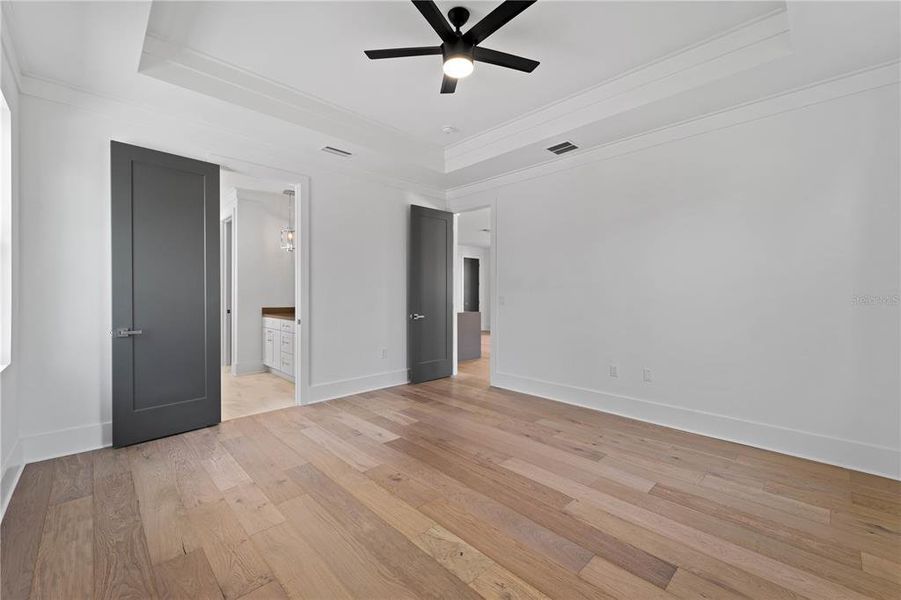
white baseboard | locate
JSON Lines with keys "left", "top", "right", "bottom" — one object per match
{"left": 493, "top": 371, "right": 901, "bottom": 481}
{"left": 1, "top": 437, "right": 23, "bottom": 519}
{"left": 307, "top": 369, "right": 408, "bottom": 404}
{"left": 21, "top": 421, "right": 112, "bottom": 465}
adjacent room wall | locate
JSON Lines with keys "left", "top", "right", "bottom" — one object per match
{"left": 451, "top": 84, "right": 901, "bottom": 478}
{"left": 14, "top": 91, "right": 440, "bottom": 464}
{"left": 228, "top": 188, "right": 295, "bottom": 375}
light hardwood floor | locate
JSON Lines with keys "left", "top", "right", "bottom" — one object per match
{"left": 222, "top": 368, "right": 295, "bottom": 422}
{"left": 3, "top": 339, "right": 900, "bottom": 599}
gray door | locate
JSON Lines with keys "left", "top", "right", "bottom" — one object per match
{"left": 464, "top": 257, "right": 479, "bottom": 312}
{"left": 409, "top": 205, "right": 453, "bottom": 383}
{"left": 111, "top": 141, "right": 221, "bottom": 447}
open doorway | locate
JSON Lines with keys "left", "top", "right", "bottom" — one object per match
{"left": 220, "top": 172, "right": 301, "bottom": 420}
{"left": 454, "top": 206, "right": 492, "bottom": 383}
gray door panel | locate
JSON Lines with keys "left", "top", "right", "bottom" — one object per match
{"left": 409, "top": 205, "right": 453, "bottom": 383}
{"left": 111, "top": 141, "right": 220, "bottom": 447}
{"left": 464, "top": 257, "right": 479, "bottom": 312}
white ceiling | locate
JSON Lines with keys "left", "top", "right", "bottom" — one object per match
{"left": 4, "top": 1, "right": 899, "bottom": 193}
{"left": 150, "top": 1, "right": 780, "bottom": 146}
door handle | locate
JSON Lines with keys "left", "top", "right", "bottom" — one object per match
{"left": 409, "top": 313, "right": 426, "bottom": 320}
{"left": 113, "top": 328, "right": 143, "bottom": 338}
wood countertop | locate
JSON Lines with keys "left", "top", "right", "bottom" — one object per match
{"left": 261, "top": 307, "right": 295, "bottom": 320}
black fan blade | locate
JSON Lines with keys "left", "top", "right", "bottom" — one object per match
{"left": 473, "top": 47, "right": 539, "bottom": 72}
{"left": 365, "top": 46, "right": 443, "bottom": 59}
{"left": 463, "top": 0, "right": 536, "bottom": 46}
{"left": 440, "top": 75, "right": 458, "bottom": 94}
{"left": 412, "top": 0, "right": 456, "bottom": 43}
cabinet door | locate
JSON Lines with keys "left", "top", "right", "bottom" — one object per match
{"left": 263, "top": 328, "right": 276, "bottom": 367}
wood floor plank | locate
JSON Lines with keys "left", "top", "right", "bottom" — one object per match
{"left": 650, "top": 481, "right": 863, "bottom": 568}
{"left": 700, "top": 473, "right": 832, "bottom": 524}
{"left": 470, "top": 564, "right": 551, "bottom": 600}
{"left": 129, "top": 441, "right": 199, "bottom": 565}
{"left": 665, "top": 568, "right": 748, "bottom": 600}
{"left": 154, "top": 548, "right": 224, "bottom": 600}
{"left": 862, "top": 552, "right": 901, "bottom": 585}
{"left": 93, "top": 470, "right": 159, "bottom": 600}
{"left": 30, "top": 496, "right": 94, "bottom": 600}
{"left": 220, "top": 434, "right": 305, "bottom": 504}
{"left": 368, "top": 418, "right": 679, "bottom": 589}
{"left": 186, "top": 498, "right": 273, "bottom": 600}
{"left": 288, "top": 462, "right": 483, "bottom": 600}
{"left": 251, "top": 522, "right": 354, "bottom": 600}
{"left": 278, "top": 494, "right": 420, "bottom": 599}
{"left": 235, "top": 581, "right": 289, "bottom": 600}
{"left": 223, "top": 482, "right": 286, "bottom": 536}
{"left": 579, "top": 555, "right": 676, "bottom": 599}
{"left": 0, "top": 460, "right": 54, "bottom": 600}
{"left": 48, "top": 451, "right": 94, "bottom": 505}
{"left": 413, "top": 525, "right": 495, "bottom": 584}
{"left": 387, "top": 435, "right": 595, "bottom": 572}
{"left": 420, "top": 498, "right": 616, "bottom": 600}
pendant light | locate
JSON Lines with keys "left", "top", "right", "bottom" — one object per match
{"left": 280, "top": 189, "right": 295, "bottom": 252}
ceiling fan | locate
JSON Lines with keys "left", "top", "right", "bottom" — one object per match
{"left": 364, "top": 0, "right": 539, "bottom": 94}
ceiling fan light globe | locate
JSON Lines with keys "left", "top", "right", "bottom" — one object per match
{"left": 443, "top": 56, "right": 474, "bottom": 79}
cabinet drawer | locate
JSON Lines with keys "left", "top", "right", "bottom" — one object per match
{"left": 279, "top": 352, "right": 293, "bottom": 374}
{"left": 280, "top": 333, "right": 294, "bottom": 355}
{"left": 279, "top": 320, "right": 295, "bottom": 333}
{"left": 263, "top": 317, "right": 282, "bottom": 330}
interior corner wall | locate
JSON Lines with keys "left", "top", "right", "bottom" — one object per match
{"left": 14, "top": 91, "right": 442, "bottom": 464}
{"left": 462, "top": 84, "right": 901, "bottom": 478}
{"left": 231, "top": 189, "right": 294, "bottom": 375}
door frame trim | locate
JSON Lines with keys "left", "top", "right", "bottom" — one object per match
{"left": 208, "top": 155, "right": 311, "bottom": 408}
{"left": 452, "top": 204, "right": 496, "bottom": 384}
{"left": 221, "top": 213, "right": 235, "bottom": 371}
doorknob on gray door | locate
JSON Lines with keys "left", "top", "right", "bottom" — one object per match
{"left": 112, "top": 328, "right": 143, "bottom": 338}
{"left": 409, "top": 313, "right": 426, "bottom": 320}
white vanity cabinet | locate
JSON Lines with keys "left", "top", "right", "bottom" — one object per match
{"left": 262, "top": 316, "right": 295, "bottom": 380}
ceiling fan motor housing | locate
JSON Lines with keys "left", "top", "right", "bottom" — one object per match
{"left": 443, "top": 37, "right": 473, "bottom": 63}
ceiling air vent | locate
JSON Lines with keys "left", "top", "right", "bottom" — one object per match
{"left": 546, "top": 141, "right": 578, "bottom": 155}
{"left": 321, "top": 146, "right": 352, "bottom": 158}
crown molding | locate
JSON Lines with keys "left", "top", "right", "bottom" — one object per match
{"left": 17, "top": 70, "right": 448, "bottom": 200}
{"left": 444, "top": 8, "right": 792, "bottom": 173}
{"left": 139, "top": 32, "right": 445, "bottom": 173}
{"left": 0, "top": 2, "right": 24, "bottom": 96}
{"left": 447, "top": 60, "right": 900, "bottom": 203}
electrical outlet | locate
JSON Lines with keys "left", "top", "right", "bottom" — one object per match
{"left": 609, "top": 363, "right": 619, "bottom": 378}
{"left": 378, "top": 347, "right": 388, "bottom": 359}
{"left": 643, "top": 367, "right": 653, "bottom": 383}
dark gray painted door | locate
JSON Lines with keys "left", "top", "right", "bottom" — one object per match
{"left": 409, "top": 205, "right": 453, "bottom": 383}
{"left": 111, "top": 141, "right": 220, "bottom": 447}
{"left": 463, "top": 257, "right": 480, "bottom": 312}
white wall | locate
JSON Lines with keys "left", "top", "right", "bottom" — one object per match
{"left": 229, "top": 188, "right": 294, "bottom": 375}
{"left": 0, "top": 11, "right": 23, "bottom": 515}
{"left": 456, "top": 244, "right": 491, "bottom": 331}
{"left": 453, "top": 84, "right": 901, "bottom": 478}
{"left": 14, "top": 91, "right": 440, "bottom": 464}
